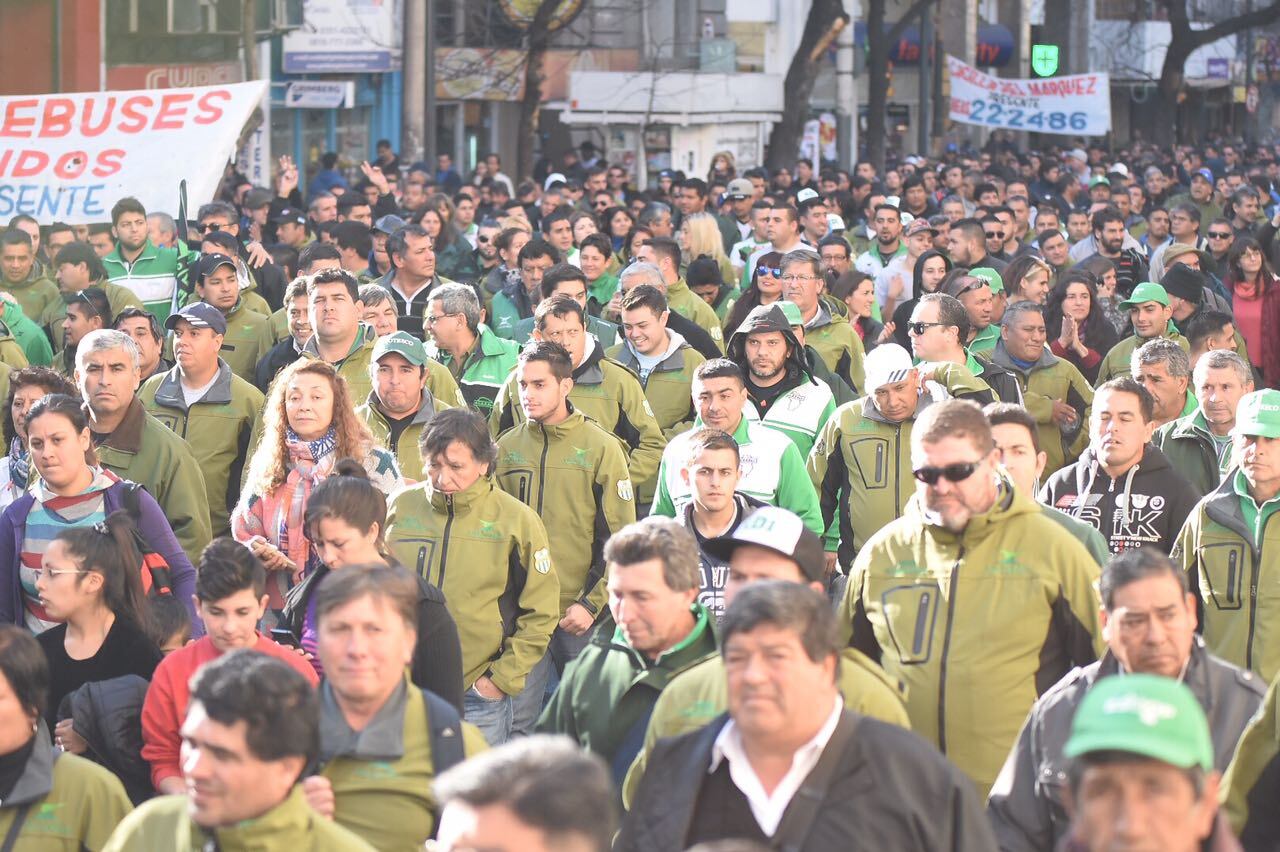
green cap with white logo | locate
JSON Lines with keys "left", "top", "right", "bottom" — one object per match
{"left": 1118, "top": 282, "right": 1170, "bottom": 309}
{"left": 778, "top": 300, "right": 804, "bottom": 327}
{"left": 970, "top": 267, "right": 1004, "bottom": 295}
{"left": 372, "top": 330, "right": 427, "bottom": 367}
{"left": 1231, "top": 389, "right": 1280, "bottom": 439}
{"left": 1064, "top": 674, "right": 1213, "bottom": 771}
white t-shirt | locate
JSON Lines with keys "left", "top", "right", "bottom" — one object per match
{"left": 181, "top": 373, "right": 219, "bottom": 408}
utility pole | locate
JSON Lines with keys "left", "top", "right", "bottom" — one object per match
{"left": 425, "top": 0, "right": 437, "bottom": 167}
{"left": 836, "top": 2, "right": 859, "bottom": 166}
{"left": 1245, "top": 0, "right": 1255, "bottom": 143}
{"left": 403, "top": 0, "right": 426, "bottom": 162}
{"left": 918, "top": 3, "right": 933, "bottom": 155}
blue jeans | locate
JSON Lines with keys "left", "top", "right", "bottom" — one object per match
{"left": 510, "top": 627, "right": 593, "bottom": 736}
{"left": 464, "top": 686, "right": 513, "bottom": 746}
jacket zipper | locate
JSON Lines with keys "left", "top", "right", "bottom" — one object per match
{"left": 536, "top": 424, "right": 549, "bottom": 514}
{"left": 1247, "top": 548, "right": 1260, "bottom": 671}
{"left": 893, "top": 423, "right": 902, "bottom": 514}
{"left": 438, "top": 495, "right": 455, "bottom": 588}
{"left": 937, "top": 545, "right": 964, "bottom": 754}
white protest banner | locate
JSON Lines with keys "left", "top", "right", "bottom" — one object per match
{"left": 946, "top": 56, "right": 1110, "bottom": 136}
{"left": 0, "top": 81, "right": 267, "bottom": 224}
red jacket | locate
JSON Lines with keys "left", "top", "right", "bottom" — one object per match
{"left": 141, "top": 633, "right": 319, "bottom": 789}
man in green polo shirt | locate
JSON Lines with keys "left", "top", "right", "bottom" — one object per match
{"left": 1175, "top": 389, "right": 1280, "bottom": 683}
{"left": 1096, "top": 282, "right": 1190, "bottom": 386}
{"left": 429, "top": 282, "right": 519, "bottom": 417}
{"left": 357, "top": 331, "right": 443, "bottom": 481}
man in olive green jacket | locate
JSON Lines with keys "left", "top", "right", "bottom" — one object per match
{"left": 139, "top": 303, "right": 263, "bottom": 538}
{"left": 187, "top": 253, "right": 276, "bottom": 383}
{"left": 0, "top": 228, "right": 60, "bottom": 323}
{"left": 1154, "top": 349, "right": 1253, "bottom": 495}
{"left": 608, "top": 284, "right": 703, "bottom": 442}
{"left": 79, "top": 329, "right": 212, "bottom": 564}
{"left": 843, "top": 399, "right": 1102, "bottom": 796}
{"left": 1174, "top": 389, "right": 1280, "bottom": 684}
{"left": 1095, "top": 282, "right": 1190, "bottom": 385}
{"left": 356, "top": 331, "right": 447, "bottom": 482}
{"left": 386, "top": 408, "right": 560, "bottom": 745}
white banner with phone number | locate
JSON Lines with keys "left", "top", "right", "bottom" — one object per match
{"left": 946, "top": 56, "right": 1111, "bottom": 137}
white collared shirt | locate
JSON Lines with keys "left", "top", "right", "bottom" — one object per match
{"left": 708, "top": 695, "right": 843, "bottom": 836}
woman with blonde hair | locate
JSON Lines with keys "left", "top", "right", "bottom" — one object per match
{"left": 680, "top": 212, "right": 735, "bottom": 286}
{"left": 232, "top": 359, "right": 402, "bottom": 609}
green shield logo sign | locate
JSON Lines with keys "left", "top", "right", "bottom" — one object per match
{"left": 1032, "top": 44, "right": 1060, "bottom": 77}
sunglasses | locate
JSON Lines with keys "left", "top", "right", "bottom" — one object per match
{"left": 200, "top": 222, "right": 231, "bottom": 232}
{"left": 476, "top": 235, "right": 490, "bottom": 243}
{"left": 907, "top": 320, "right": 947, "bottom": 336}
{"left": 912, "top": 461, "right": 981, "bottom": 485}
{"left": 1209, "top": 231, "right": 1233, "bottom": 239}
{"left": 756, "top": 266, "right": 782, "bottom": 278}
{"left": 985, "top": 230, "right": 1005, "bottom": 239}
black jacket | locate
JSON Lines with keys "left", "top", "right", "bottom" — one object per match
{"left": 60, "top": 674, "right": 153, "bottom": 804}
{"left": 1040, "top": 443, "right": 1203, "bottom": 555}
{"left": 282, "top": 564, "right": 465, "bottom": 713}
{"left": 678, "top": 493, "right": 768, "bottom": 621}
{"left": 619, "top": 710, "right": 997, "bottom": 852}
{"left": 254, "top": 336, "right": 302, "bottom": 393}
{"left": 668, "top": 310, "right": 722, "bottom": 361}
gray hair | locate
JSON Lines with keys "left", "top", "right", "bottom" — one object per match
{"left": 603, "top": 517, "right": 700, "bottom": 592}
{"left": 638, "top": 201, "right": 671, "bottom": 226}
{"left": 941, "top": 194, "right": 966, "bottom": 209}
{"left": 76, "top": 329, "right": 140, "bottom": 374}
{"left": 780, "top": 248, "right": 822, "bottom": 279}
{"left": 147, "top": 212, "right": 176, "bottom": 237}
{"left": 197, "top": 201, "right": 238, "bottom": 224}
{"left": 308, "top": 191, "right": 335, "bottom": 215}
{"left": 919, "top": 292, "right": 969, "bottom": 342}
{"left": 434, "top": 735, "right": 616, "bottom": 852}
{"left": 721, "top": 582, "right": 841, "bottom": 669}
{"left": 358, "top": 283, "right": 393, "bottom": 309}
{"left": 427, "top": 282, "right": 481, "bottom": 333}
{"left": 1131, "top": 338, "right": 1191, "bottom": 380}
{"left": 1002, "top": 299, "right": 1045, "bottom": 328}
{"left": 619, "top": 262, "right": 666, "bottom": 293}
{"left": 1193, "top": 348, "right": 1252, "bottom": 389}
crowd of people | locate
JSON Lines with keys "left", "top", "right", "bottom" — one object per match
{"left": 0, "top": 134, "right": 1277, "bottom": 850}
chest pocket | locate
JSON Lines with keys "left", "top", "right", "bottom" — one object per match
{"left": 396, "top": 537, "right": 441, "bottom": 585}
{"left": 1199, "top": 542, "right": 1248, "bottom": 610}
{"left": 848, "top": 436, "right": 891, "bottom": 490}
{"left": 879, "top": 584, "right": 939, "bottom": 664}
{"left": 496, "top": 469, "right": 535, "bottom": 506}
{"left": 151, "top": 411, "right": 182, "bottom": 434}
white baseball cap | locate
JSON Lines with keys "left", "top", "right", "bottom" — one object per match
{"left": 863, "top": 344, "right": 916, "bottom": 395}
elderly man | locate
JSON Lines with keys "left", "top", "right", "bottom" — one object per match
{"left": 429, "top": 282, "right": 520, "bottom": 417}
{"left": 538, "top": 518, "right": 718, "bottom": 786}
{"left": 1154, "top": 349, "right": 1252, "bottom": 494}
{"left": 620, "top": 583, "right": 996, "bottom": 851}
{"left": 1132, "top": 337, "right": 1196, "bottom": 429}
{"left": 1175, "top": 389, "right": 1280, "bottom": 684}
{"left": 105, "top": 652, "right": 370, "bottom": 850}
{"left": 301, "top": 565, "right": 488, "bottom": 849}
{"left": 77, "top": 329, "right": 211, "bottom": 563}
{"left": 987, "top": 548, "right": 1264, "bottom": 851}
{"left": 844, "top": 399, "right": 1103, "bottom": 795}
{"left": 781, "top": 248, "right": 865, "bottom": 393}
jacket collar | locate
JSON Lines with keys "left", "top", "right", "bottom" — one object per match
{"left": 990, "top": 338, "right": 1059, "bottom": 374}
{"left": 153, "top": 360, "right": 235, "bottom": 410}
{"left": 5, "top": 725, "right": 55, "bottom": 807}
{"left": 1094, "top": 637, "right": 1212, "bottom": 698}
{"left": 572, "top": 337, "right": 605, "bottom": 386}
{"left": 201, "top": 786, "right": 323, "bottom": 849}
{"left": 318, "top": 676, "right": 409, "bottom": 763}
{"left": 95, "top": 397, "right": 147, "bottom": 453}
{"left": 302, "top": 323, "right": 375, "bottom": 365}
{"left": 427, "top": 474, "right": 494, "bottom": 514}
{"left": 530, "top": 405, "right": 588, "bottom": 439}
{"left": 367, "top": 387, "right": 437, "bottom": 426}
{"left": 618, "top": 331, "right": 688, "bottom": 373}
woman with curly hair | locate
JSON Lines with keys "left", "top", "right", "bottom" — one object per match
{"left": 232, "top": 359, "right": 402, "bottom": 609}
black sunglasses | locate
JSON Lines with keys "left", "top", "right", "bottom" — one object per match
{"left": 1208, "top": 231, "right": 1233, "bottom": 239}
{"left": 907, "top": 320, "right": 947, "bottom": 336}
{"left": 200, "top": 222, "right": 231, "bottom": 232}
{"left": 476, "top": 235, "right": 490, "bottom": 243}
{"left": 912, "top": 461, "right": 981, "bottom": 485}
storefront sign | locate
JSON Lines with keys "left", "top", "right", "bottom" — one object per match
{"left": 0, "top": 81, "right": 267, "bottom": 223}
{"left": 946, "top": 56, "right": 1111, "bottom": 136}
{"left": 283, "top": 0, "right": 401, "bottom": 73}
{"left": 106, "top": 62, "right": 242, "bottom": 90}
{"left": 284, "top": 81, "right": 354, "bottom": 108}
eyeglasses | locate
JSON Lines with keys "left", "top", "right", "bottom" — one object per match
{"left": 30, "top": 567, "right": 89, "bottom": 580}
{"left": 907, "top": 320, "right": 947, "bottom": 336}
{"left": 593, "top": 200, "right": 610, "bottom": 208}
{"left": 476, "top": 235, "right": 490, "bottom": 244}
{"left": 912, "top": 461, "right": 982, "bottom": 485}
{"left": 985, "top": 230, "right": 1005, "bottom": 239}
{"left": 199, "top": 222, "right": 232, "bottom": 232}
{"left": 425, "top": 312, "right": 458, "bottom": 326}
{"left": 1208, "top": 231, "right": 1234, "bottom": 239}
{"left": 779, "top": 274, "right": 819, "bottom": 284}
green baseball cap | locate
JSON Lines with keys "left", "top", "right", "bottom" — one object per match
{"left": 1231, "top": 389, "right": 1280, "bottom": 439}
{"left": 970, "top": 267, "right": 1004, "bottom": 295}
{"left": 778, "top": 300, "right": 804, "bottom": 327}
{"left": 1089, "top": 175, "right": 1111, "bottom": 188}
{"left": 1118, "top": 282, "right": 1170, "bottom": 309}
{"left": 372, "top": 330, "right": 428, "bottom": 366}
{"left": 1064, "top": 674, "right": 1213, "bottom": 771}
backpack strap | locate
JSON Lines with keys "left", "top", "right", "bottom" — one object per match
{"left": 771, "top": 710, "right": 860, "bottom": 852}
{"left": 421, "top": 689, "right": 465, "bottom": 774}
{"left": 119, "top": 481, "right": 143, "bottom": 520}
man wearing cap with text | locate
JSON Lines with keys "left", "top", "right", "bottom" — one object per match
{"left": 1175, "top": 388, "right": 1280, "bottom": 684}
{"left": 356, "top": 331, "right": 445, "bottom": 482}
{"left": 140, "top": 302, "right": 264, "bottom": 538}
{"left": 272, "top": 206, "right": 310, "bottom": 250}
{"left": 189, "top": 253, "right": 276, "bottom": 382}
{"left": 1095, "top": 282, "right": 1190, "bottom": 385}
{"left": 1058, "top": 675, "right": 1233, "bottom": 852}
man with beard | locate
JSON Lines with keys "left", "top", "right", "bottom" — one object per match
{"left": 101, "top": 197, "right": 196, "bottom": 322}
{"left": 854, "top": 203, "right": 908, "bottom": 279}
{"left": 1068, "top": 208, "right": 1148, "bottom": 296}
{"left": 945, "top": 217, "right": 1008, "bottom": 274}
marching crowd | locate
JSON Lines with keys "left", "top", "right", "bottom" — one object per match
{"left": 0, "top": 136, "right": 1278, "bottom": 850}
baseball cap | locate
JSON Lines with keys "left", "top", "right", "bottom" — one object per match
{"left": 778, "top": 300, "right": 804, "bottom": 327}
{"left": 1118, "top": 282, "right": 1170, "bottom": 309}
{"left": 271, "top": 206, "right": 306, "bottom": 226}
{"left": 164, "top": 301, "right": 228, "bottom": 335}
{"left": 243, "top": 187, "right": 272, "bottom": 210}
{"left": 372, "top": 330, "right": 428, "bottom": 367}
{"left": 194, "top": 253, "right": 238, "bottom": 281}
{"left": 543, "top": 172, "right": 567, "bottom": 191}
{"left": 1232, "top": 389, "right": 1280, "bottom": 439}
{"left": 726, "top": 178, "right": 754, "bottom": 199}
{"left": 1193, "top": 167, "right": 1215, "bottom": 183}
{"left": 826, "top": 213, "right": 846, "bottom": 232}
{"left": 702, "top": 506, "right": 825, "bottom": 582}
{"left": 970, "top": 266, "right": 1004, "bottom": 295}
{"left": 796, "top": 188, "right": 821, "bottom": 205}
{"left": 372, "top": 214, "right": 407, "bottom": 235}
{"left": 905, "top": 218, "right": 937, "bottom": 238}
{"left": 1064, "top": 674, "right": 1213, "bottom": 772}
{"left": 1109, "top": 163, "right": 1130, "bottom": 177}
{"left": 863, "top": 344, "right": 915, "bottom": 395}
{"left": 1089, "top": 175, "right": 1111, "bottom": 188}
{"left": 1065, "top": 148, "right": 1087, "bottom": 162}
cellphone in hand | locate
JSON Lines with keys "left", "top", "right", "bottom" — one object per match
{"left": 270, "top": 628, "right": 301, "bottom": 649}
